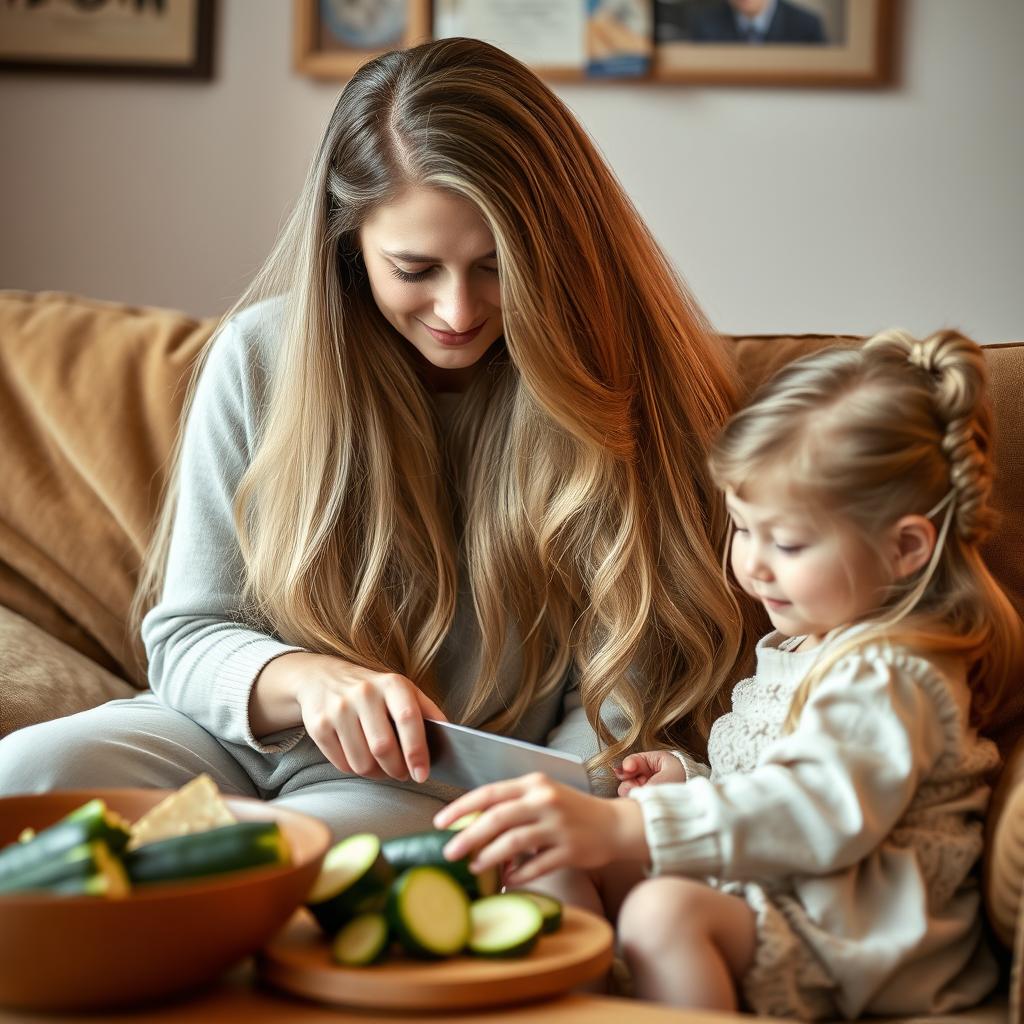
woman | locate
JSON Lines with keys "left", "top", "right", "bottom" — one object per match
{"left": 0, "top": 38, "right": 748, "bottom": 849}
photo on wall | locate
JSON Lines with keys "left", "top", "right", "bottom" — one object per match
{"left": 654, "top": 0, "right": 894, "bottom": 84}
{"left": 0, "top": 0, "right": 214, "bottom": 78}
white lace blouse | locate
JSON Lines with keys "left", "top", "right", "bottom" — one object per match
{"left": 630, "top": 630, "right": 1001, "bottom": 1017}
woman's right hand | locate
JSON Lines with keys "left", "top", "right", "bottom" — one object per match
{"left": 253, "top": 652, "right": 447, "bottom": 783}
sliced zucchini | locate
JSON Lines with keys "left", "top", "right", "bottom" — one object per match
{"left": 0, "top": 839, "right": 122, "bottom": 894}
{"left": 0, "top": 799, "right": 131, "bottom": 885}
{"left": 307, "top": 833, "right": 395, "bottom": 935}
{"left": 48, "top": 844, "right": 131, "bottom": 899}
{"left": 468, "top": 893, "right": 543, "bottom": 958}
{"left": 387, "top": 866, "right": 470, "bottom": 959}
{"left": 382, "top": 829, "right": 499, "bottom": 899}
{"left": 508, "top": 889, "right": 563, "bottom": 933}
{"left": 124, "top": 820, "right": 288, "bottom": 886}
{"left": 331, "top": 912, "right": 390, "bottom": 966}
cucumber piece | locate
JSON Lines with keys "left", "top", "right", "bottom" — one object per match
{"left": 48, "top": 844, "right": 131, "bottom": 899}
{"left": 448, "top": 812, "right": 481, "bottom": 831}
{"left": 382, "top": 829, "right": 499, "bottom": 899}
{"left": 468, "top": 893, "right": 543, "bottom": 957}
{"left": 124, "top": 821, "right": 288, "bottom": 886}
{"left": 509, "top": 890, "right": 563, "bottom": 933}
{"left": 331, "top": 912, "right": 390, "bottom": 966}
{"left": 387, "top": 866, "right": 470, "bottom": 959}
{"left": 0, "top": 799, "right": 131, "bottom": 885}
{"left": 307, "top": 833, "right": 395, "bottom": 935}
{"left": 0, "top": 840, "right": 124, "bottom": 895}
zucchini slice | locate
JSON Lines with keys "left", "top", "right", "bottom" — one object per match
{"left": 0, "top": 799, "right": 131, "bottom": 885}
{"left": 124, "top": 820, "right": 288, "bottom": 886}
{"left": 508, "top": 889, "right": 563, "bottom": 933}
{"left": 382, "top": 829, "right": 499, "bottom": 899}
{"left": 307, "top": 833, "right": 395, "bottom": 935}
{"left": 387, "top": 866, "right": 470, "bottom": 959}
{"left": 468, "top": 893, "right": 544, "bottom": 958}
{"left": 331, "top": 912, "right": 390, "bottom": 966}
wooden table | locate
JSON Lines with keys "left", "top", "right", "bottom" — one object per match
{"left": 0, "top": 962, "right": 743, "bottom": 1023}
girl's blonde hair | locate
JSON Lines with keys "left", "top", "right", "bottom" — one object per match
{"left": 709, "top": 329, "right": 1023, "bottom": 732}
{"left": 134, "top": 37, "right": 750, "bottom": 772}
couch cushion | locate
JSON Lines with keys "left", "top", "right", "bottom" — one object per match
{"left": 0, "top": 291, "right": 215, "bottom": 687}
{"left": 0, "top": 604, "right": 136, "bottom": 738}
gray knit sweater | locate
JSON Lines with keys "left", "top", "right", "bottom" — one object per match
{"left": 141, "top": 298, "right": 625, "bottom": 798}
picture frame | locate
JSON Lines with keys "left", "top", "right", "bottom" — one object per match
{"left": 653, "top": 0, "right": 897, "bottom": 87}
{"left": 433, "top": 0, "right": 653, "bottom": 82}
{"left": 293, "top": 0, "right": 896, "bottom": 89}
{"left": 0, "top": 0, "right": 214, "bottom": 80}
{"left": 294, "top": 0, "right": 433, "bottom": 81}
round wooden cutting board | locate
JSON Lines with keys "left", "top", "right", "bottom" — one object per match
{"left": 258, "top": 905, "right": 614, "bottom": 1011}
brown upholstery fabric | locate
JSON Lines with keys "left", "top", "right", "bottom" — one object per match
{"left": 0, "top": 605, "right": 135, "bottom": 738}
{"left": 0, "top": 291, "right": 215, "bottom": 687}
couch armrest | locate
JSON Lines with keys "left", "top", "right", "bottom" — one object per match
{"left": 0, "top": 604, "right": 137, "bottom": 738}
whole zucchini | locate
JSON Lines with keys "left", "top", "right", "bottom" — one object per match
{"left": 124, "top": 820, "right": 288, "bottom": 885}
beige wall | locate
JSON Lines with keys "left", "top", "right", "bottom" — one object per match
{"left": 0, "top": 0, "right": 1021, "bottom": 342}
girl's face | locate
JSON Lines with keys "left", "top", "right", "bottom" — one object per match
{"left": 359, "top": 186, "right": 504, "bottom": 391}
{"left": 726, "top": 483, "right": 892, "bottom": 650}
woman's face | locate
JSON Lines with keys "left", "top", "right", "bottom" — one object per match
{"left": 359, "top": 186, "right": 504, "bottom": 391}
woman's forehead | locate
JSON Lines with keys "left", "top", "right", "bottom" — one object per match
{"left": 360, "top": 186, "right": 495, "bottom": 258}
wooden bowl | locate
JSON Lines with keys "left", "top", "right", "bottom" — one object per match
{"left": 0, "top": 788, "right": 330, "bottom": 1012}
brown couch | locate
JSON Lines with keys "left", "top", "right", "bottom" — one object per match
{"left": 0, "top": 290, "right": 1021, "bottom": 1021}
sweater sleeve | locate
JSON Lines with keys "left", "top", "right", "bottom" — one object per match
{"left": 631, "top": 652, "right": 952, "bottom": 878}
{"left": 141, "top": 314, "right": 307, "bottom": 754}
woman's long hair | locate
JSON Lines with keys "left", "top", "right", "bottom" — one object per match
{"left": 709, "top": 330, "right": 1024, "bottom": 732}
{"left": 135, "top": 37, "right": 749, "bottom": 771}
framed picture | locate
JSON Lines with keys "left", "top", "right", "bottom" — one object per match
{"left": 0, "top": 0, "right": 214, "bottom": 79}
{"left": 294, "top": 0, "right": 433, "bottom": 80}
{"left": 653, "top": 0, "right": 897, "bottom": 87}
{"left": 433, "top": 0, "right": 654, "bottom": 82}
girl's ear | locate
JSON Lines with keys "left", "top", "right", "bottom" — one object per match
{"left": 888, "top": 515, "right": 938, "bottom": 580}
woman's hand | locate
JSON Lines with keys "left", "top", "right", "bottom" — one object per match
{"left": 254, "top": 651, "right": 446, "bottom": 782}
{"left": 613, "top": 750, "right": 687, "bottom": 796}
{"left": 432, "top": 773, "right": 649, "bottom": 886}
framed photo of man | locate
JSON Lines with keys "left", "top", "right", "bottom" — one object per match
{"left": 654, "top": 0, "right": 897, "bottom": 86}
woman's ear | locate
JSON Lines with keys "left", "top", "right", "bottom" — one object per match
{"left": 887, "top": 515, "right": 938, "bottom": 580}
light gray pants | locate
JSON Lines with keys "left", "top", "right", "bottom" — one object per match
{"left": 0, "top": 696, "right": 445, "bottom": 841}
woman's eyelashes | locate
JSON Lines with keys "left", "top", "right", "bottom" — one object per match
{"left": 390, "top": 265, "right": 431, "bottom": 282}
{"left": 388, "top": 263, "right": 500, "bottom": 283}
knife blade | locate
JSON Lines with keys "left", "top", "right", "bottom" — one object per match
{"left": 423, "top": 719, "right": 592, "bottom": 794}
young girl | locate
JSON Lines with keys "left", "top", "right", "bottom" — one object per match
{"left": 436, "top": 329, "right": 1024, "bottom": 1018}
{"left": 0, "top": 38, "right": 750, "bottom": 858}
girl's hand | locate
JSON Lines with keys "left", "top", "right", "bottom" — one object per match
{"left": 614, "top": 750, "right": 687, "bottom": 796}
{"left": 280, "top": 654, "right": 447, "bottom": 782}
{"left": 433, "top": 773, "right": 649, "bottom": 886}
